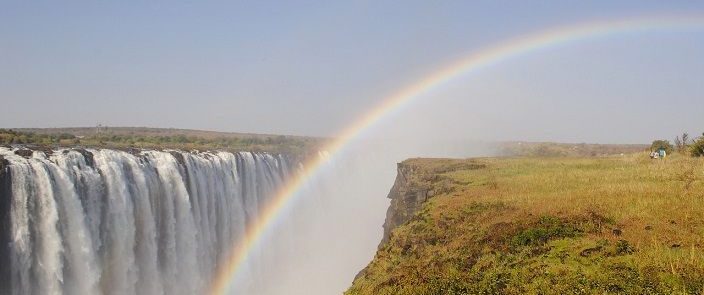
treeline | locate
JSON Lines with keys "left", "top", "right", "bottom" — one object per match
{"left": 0, "top": 129, "right": 321, "bottom": 155}
{"left": 650, "top": 132, "right": 704, "bottom": 157}
{"left": 497, "top": 142, "right": 647, "bottom": 158}
{"left": 0, "top": 129, "right": 78, "bottom": 145}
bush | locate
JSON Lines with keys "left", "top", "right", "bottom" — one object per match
{"left": 691, "top": 134, "right": 704, "bottom": 157}
{"left": 511, "top": 216, "right": 581, "bottom": 247}
{"left": 650, "top": 140, "right": 674, "bottom": 154}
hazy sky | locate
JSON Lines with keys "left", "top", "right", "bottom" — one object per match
{"left": 2, "top": 1, "right": 703, "bottom": 143}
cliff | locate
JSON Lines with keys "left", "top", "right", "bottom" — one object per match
{"left": 379, "top": 163, "right": 432, "bottom": 247}
{"left": 0, "top": 155, "right": 10, "bottom": 289}
{"left": 380, "top": 159, "right": 486, "bottom": 247}
{"left": 348, "top": 155, "right": 704, "bottom": 295}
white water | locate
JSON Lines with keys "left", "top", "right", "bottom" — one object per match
{"left": 0, "top": 147, "right": 291, "bottom": 295}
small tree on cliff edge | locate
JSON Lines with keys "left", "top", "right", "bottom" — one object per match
{"left": 651, "top": 140, "right": 674, "bottom": 154}
{"left": 691, "top": 133, "right": 704, "bottom": 157}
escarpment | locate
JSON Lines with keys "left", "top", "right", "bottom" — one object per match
{"left": 379, "top": 163, "right": 433, "bottom": 247}
{"left": 348, "top": 156, "right": 704, "bottom": 295}
{"left": 380, "top": 159, "right": 486, "bottom": 247}
{"left": 0, "top": 155, "right": 11, "bottom": 290}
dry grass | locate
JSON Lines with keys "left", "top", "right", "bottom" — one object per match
{"left": 348, "top": 153, "right": 704, "bottom": 294}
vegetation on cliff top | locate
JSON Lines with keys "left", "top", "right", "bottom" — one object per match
{"left": 0, "top": 128, "right": 323, "bottom": 155}
{"left": 347, "top": 154, "right": 704, "bottom": 294}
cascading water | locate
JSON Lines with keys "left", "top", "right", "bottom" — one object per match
{"left": 0, "top": 147, "right": 294, "bottom": 295}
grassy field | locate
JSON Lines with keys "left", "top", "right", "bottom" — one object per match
{"left": 347, "top": 153, "right": 704, "bottom": 294}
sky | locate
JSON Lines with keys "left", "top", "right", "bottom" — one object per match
{"left": 2, "top": 1, "right": 704, "bottom": 143}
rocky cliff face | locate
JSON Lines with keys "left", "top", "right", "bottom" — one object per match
{"left": 0, "top": 155, "right": 10, "bottom": 290}
{"left": 353, "top": 158, "right": 485, "bottom": 282}
{"left": 379, "top": 162, "right": 434, "bottom": 247}
{"left": 378, "top": 159, "right": 485, "bottom": 247}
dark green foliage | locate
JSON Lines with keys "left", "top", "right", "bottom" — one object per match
{"left": 511, "top": 216, "right": 581, "bottom": 248}
{"left": 691, "top": 136, "right": 704, "bottom": 157}
{"left": 613, "top": 240, "right": 635, "bottom": 255}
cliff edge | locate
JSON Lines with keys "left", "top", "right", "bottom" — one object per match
{"left": 379, "top": 162, "right": 431, "bottom": 247}
{"left": 348, "top": 155, "right": 704, "bottom": 295}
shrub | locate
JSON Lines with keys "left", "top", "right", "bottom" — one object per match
{"left": 511, "top": 216, "right": 581, "bottom": 247}
{"left": 650, "top": 140, "right": 674, "bottom": 154}
{"left": 691, "top": 134, "right": 704, "bottom": 157}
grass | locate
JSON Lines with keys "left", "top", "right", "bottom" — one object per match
{"left": 347, "top": 153, "right": 704, "bottom": 294}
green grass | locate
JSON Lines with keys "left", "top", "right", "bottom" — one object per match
{"left": 347, "top": 154, "right": 704, "bottom": 295}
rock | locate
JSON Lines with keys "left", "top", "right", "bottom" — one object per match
{"left": 0, "top": 156, "right": 7, "bottom": 172}
{"left": 74, "top": 148, "right": 95, "bottom": 167}
{"left": 34, "top": 146, "right": 53, "bottom": 157}
{"left": 169, "top": 151, "right": 186, "bottom": 166}
{"left": 579, "top": 246, "right": 602, "bottom": 257}
{"left": 126, "top": 148, "right": 141, "bottom": 156}
{"left": 0, "top": 154, "right": 12, "bottom": 289}
{"left": 612, "top": 228, "right": 622, "bottom": 236}
{"left": 14, "top": 149, "right": 33, "bottom": 158}
{"left": 671, "top": 243, "right": 681, "bottom": 248}
{"left": 379, "top": 163, "right": 432, "bottom": 248}
{"left": 644, "top": 225, "right": 653, "bottom": 231}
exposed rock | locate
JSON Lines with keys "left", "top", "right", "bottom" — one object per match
{"left": 0, "top": 156, "right": 7, "bottom": 173}
{"left": 378, "top": 163, "right": 432, "bottom": 248}
{"left": 74, "top": 148, "right": 95, "bottom": 167}
{"left": 14, "top": 149, "right": 33, "bottom": 158}
{"left": 34, "top": 146, "right": 53, "bottom": 157}
{"left": 376, "top": 160, "right": 486, "bottom": 248}
{"left": 580, "top": 246, "right": 602, "bottom": 257}
{"left": 126, "top": 148, "right": 142, "bottom": 156}
{"left": 645, "top": 225, "right": 653, "bottom": 231}
{"left": 0, "top": 156, "right": 11, "bottom": 290}
{"left": 612, "top": 228, "right": 622, "bottom": 236}
{"left": 169, "top": 151, "right": 186, "bottom": 166}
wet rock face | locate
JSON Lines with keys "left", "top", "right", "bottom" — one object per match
{"left": 169, "top": 151, "right": 186, "bottom": 166}
{"left": 74, "top": 148, "right": 95, "bottom": 167}
{"left": 0, "top": 157, "right": 11, "bottom": 291}
{"left": 0, "top": 156, "right": 7, "bottom": 173}
{"left": 14, "top": 149, "right": 33, "bottom": 158}
{"left": 378, "top": 163, "right": 432, "bottom": 247}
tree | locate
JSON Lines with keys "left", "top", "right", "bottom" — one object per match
{"left": 650, "top": 140, "right": 674, "bottom": 154}
{"left": 691, "top": 133, "right": 704, "bottom": 157}
{"left": 674, "top": 133, "right": 690, "bottom": 153}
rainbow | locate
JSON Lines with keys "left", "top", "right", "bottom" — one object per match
{"left": 209, "top": 14, "right": 704, "bottom": 294}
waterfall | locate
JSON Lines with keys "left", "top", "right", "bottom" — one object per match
{"left": 0, "top": 147, "right": 292, "bottom": 295}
